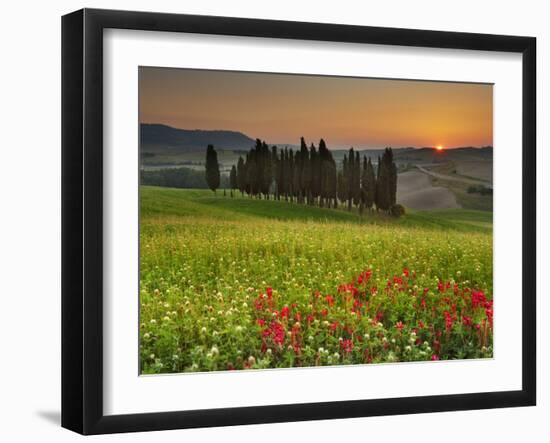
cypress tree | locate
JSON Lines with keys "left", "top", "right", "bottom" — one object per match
{"left": 292, "top": 148, "right": 300, "bottom": 203}
{"left": 353, "top": 151, "right": 361, "bottom": 207}
{"left": 365, "top": 157, "right": 376, "bottom": 211}
{"left": 271, "top": 145, "right": 279, "bottom": 199}
{"left": 252, "top": 139, "right": 263, "bottom": 198}
{"left": 375, "top": 155, "right": 381, "bottom": 210}
{"left": 236, "top": 156, "right": 246, "bottom": 196}
{"left": 386, "top": 147, "right": 398, "bottom": 206}
{"left": 229, "top": 165, "right": 237, "bottom": 198}
{"left": 328, "top": 159, "right": 337, "bottom": 208}
{"left": 360, "top": 156, "right": 368, "bottom": 215}
{"left": 261, "top": 141, "right": 272, "bottom": 198}
{"left": 205, "top": 144, "right": 220, "bottom": 193}
{"left": 281, "top": 147, "right": 290, "bottom": 201}
{"left": 276, "top": 148, "right": 284, "bottom": 200}
{"left": 299, "top": 137, "right": 310, "bottom": 204}
{"left": 245, "top": 153, "right": 252, "bottom": 195}
{"left": 391, "top": 161, "right": 398, "bottom": 206}
{"left": 318, "top": 139, "right": 327, "bottom": 207}
{"left": 287, "top": 148, "right": 295, "bottom": 202}
{"left": 337, "top": 169, "right": 344, "bottom": 208}
{"left": 347, "top": 148, "right": 355, "bottom": 210}
{"left": 318, "top": 139, "right": 335, "bottom": 208}
{"left": 310, "top": 143, "right": 321, "bottom": 205}
{"left": 339, "top": 154, "right": 348, "bottom": 209}
{"left": 377, "top": 151, "right": 391, "bottom": 211}
{"left": 247, "top": 150, "right": 257, "bottom": 197}
{"left": 376, "top": 147, "right": 397, "bottom": 211}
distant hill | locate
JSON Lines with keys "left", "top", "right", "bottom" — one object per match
{"left": 141, "top": 124, "right": 256, "bottom": 153}
{"left": 393, "top": 146, "right": 493, "bottom": 163}
{"left": 140, "top": 123, "right": 492, "bottom": 173}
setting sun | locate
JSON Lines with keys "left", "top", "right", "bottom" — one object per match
{"left": 436, "top": 145, "right": 444, "bottom": 151}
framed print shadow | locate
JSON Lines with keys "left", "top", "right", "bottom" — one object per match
{"left": 61, "top": 8, "right": 536, "bottom": 435}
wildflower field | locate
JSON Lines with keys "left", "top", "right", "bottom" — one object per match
{"left": 140, "top": 186, "right": 493, "bottom": 374}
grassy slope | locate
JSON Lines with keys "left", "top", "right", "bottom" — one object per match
{"left": 428, "top": 176, "right": 493, "bottom": 212}
{"left": 422, "top": 162, "right": 493, "bottom": 212}
{"left": 141, "top": 186, "right": 492, "bottom": 233}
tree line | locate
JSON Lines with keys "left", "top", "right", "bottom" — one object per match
{"left": 141, "top": 165, "right": 229, "bottom": 190}
{"left": 205, "top": 138, "right": 400, "bottom": 213}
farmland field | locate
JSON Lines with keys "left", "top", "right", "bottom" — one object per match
{"left": 140, "top": 186, "right": 493, "bottom": 374}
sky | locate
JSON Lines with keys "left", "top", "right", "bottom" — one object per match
{"left": 139, "top": 67, "right": 493, "bottom": 149}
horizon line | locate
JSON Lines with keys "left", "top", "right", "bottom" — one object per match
{"left": 140, "top": 122, "right": 493, "bottom": 151}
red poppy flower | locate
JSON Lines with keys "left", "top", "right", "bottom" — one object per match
{"left": 280, "top": 306, "right": 290, "bottom": 319}
{"left": 444, "top": 311, "right": 453, "bottom": 331}
{"left": 340, "top": 339, "right": 354, "bottom": 354}
{"left": 471, "top": 290, "right": 486, "bottom": 308}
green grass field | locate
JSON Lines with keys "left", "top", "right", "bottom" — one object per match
{"left": 422, "top": 162, "right": 493, "bottom": 211}
{"left": 141, "top": 149, "right": 241, "bottom": 173}
{"left": 140, "top": 187, "right": 493, "bottom": 373}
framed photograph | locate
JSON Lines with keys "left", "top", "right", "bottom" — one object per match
{"left": 62, "top": 8, "right": 536, "bottom": 435}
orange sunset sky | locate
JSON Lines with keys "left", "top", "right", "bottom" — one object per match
{"left": 139, "top": 67, "right": 493, "bottom": 149}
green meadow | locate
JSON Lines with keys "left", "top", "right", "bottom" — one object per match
{"left": 140, "top": 187, "right": 493, "bottom": 374}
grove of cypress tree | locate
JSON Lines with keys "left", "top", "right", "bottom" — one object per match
{"left": 227, "top": 138, "right": 397, "bottom": 212}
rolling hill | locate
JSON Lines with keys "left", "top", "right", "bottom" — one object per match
{"left": 141, "top": 124, "right": 256, "bottom": 153}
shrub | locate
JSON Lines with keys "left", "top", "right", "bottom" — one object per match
{"left": 390, "top": 203, "right": 406, "bottom": 217}
{"left": 467, "top": 185, "right": 493, "bottom": 196}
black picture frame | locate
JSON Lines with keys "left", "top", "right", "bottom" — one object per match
{"left": 62, "top": 8, "right": 536, "bottom": 435}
